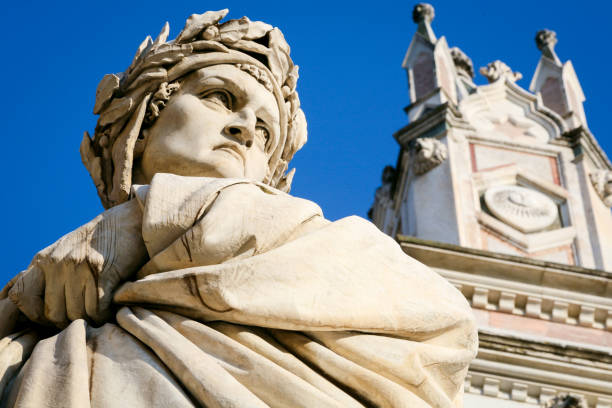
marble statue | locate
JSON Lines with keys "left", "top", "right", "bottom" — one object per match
{"left": 0, "top": 9, "right": 477, "bottom": 407}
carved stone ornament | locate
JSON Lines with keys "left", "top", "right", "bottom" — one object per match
{"left": 535, "top": 29, "right": 561, "bottom": 63}
{"left": 542, "top": 393, "right": 587, "bottom": 408}
{"left": 412, "top": 137, "right": 448, "bottom": 175}
{"left": 369, "top": 165, "right": 397, "bottom": 220}
{"left": 450, "top": 47, "right": 474, "bottom": 79}
{"left": 479, "top": 60, "right": 523, "bottom": 83}
{"left": 536, "top": 29, "right": 558, "bottom": 51}
{"left": 484, "top": 185, "right": 558, "bottom": 233}
{"left": 590, "top": 169, "right": 612, "bottom": 207}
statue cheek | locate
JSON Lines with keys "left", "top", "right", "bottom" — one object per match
{"left": 244, "top": 150, "right": 268, "bottom": 182}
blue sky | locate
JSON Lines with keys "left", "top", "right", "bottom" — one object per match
{"left": 1, "top": 1, "right": 610, "bottom": 286}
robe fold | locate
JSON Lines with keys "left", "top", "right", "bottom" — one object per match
{"left": 0, "top": 174, "right": 477, "bottom": 407}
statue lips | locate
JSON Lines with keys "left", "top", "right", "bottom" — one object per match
{"left": 214, "top": 143, "right": 246, "bottom": 167}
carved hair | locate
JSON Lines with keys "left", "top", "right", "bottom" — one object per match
{"left": 81, "top": 10, "right": 307, "bottom": 208}
{"left": 142, "top": 81, "right": 181, "bottom": 128}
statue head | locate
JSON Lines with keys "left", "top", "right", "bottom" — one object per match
{"left": 81, "top": 9, "right": 307, "bottom": 208}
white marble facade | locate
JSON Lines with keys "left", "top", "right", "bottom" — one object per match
{"left": 371, "top": 4, "right": 612, "bottom": 408}
{"left": 371, "top": 4, "right": 612, "bottom": 272}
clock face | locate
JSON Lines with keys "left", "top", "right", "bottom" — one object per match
{"left": 484, "top": 185, "right": 558, "bottom": 233}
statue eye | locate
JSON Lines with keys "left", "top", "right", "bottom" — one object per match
{"left": 201, "top": 90, "right": 232, "bottom": 110}
{"left": 255, "top": 125, "right": 270, "bottom": 149}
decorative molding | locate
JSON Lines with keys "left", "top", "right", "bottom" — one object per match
{"left": 460, "top": 72, "right": 569, "bottom": 144}
{"left": 412, "top": 137, "right": 448, "bottom": 175}
{"left": 467, "top": 134, "right": 563, "bottom": 157}
{"left": 450, "top": 278, "right": 612, "bottom": 330}
{"left": 395, "top": 102, "right": 473, "bottom": 147}
{"left": 466, "top": 331, "right": 612, "bottom": 407}
{"left": 397, "top": 238, "right": 612, "bottom": 331}
{"left": 590, "top": 170, "right": 612, "bottom": 207}
{"left": 560, "top": 127, "right": 612, "bottom": 172}
{"left": 398, "top": 235, "right": 612, "bottom": 285}
{"left": 465, "top": 372, "right": 612, "bottom": 408}
{"left": 543, "top": 394, "right": 588, "bottom": 408}
{"left": 472, "top": 164, "right": 569, "bottom": 201}
{"left": 477, "top": 211, "right": 576, "bottom": 253}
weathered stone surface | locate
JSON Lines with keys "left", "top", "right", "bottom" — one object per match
{"left": 0, "top": 8, "right": 477, "bottom": 408}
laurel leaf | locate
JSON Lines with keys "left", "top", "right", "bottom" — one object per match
{"left": 218, "top": 17, "right": 249, "bottom": 43}
{"left": 98, "top": 97, "right": 133, "bottom": 127}
{"left": 176, "top": 9, "right": 228, "bottom": 43}
{"left": 153, "top": 22, "right": 170, "bottom": 46}
{"left": 130, "top": 36, "right": 153, "bottom": 69}
{"left": 93, "top": 74, "right": 120, "bottom": 114}
{"left": 244, "top": 20, "right": 273, "bottom": 40}
{"left": 191, "top": 40, "right": 229, "bottom": 52}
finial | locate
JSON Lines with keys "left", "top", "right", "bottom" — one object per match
{"left": 412, "top": 3, "right": 437, "bottom": 43}
{"left": 536, "top": 29, "right": 557, "bottom": 51}
{"left": 450, "top": 47, "right": 474, "bottom": 79}
{"left": 413, "top": 3, "right": 435, "bottom": 24}
{"left": 535, "top": 29, "right": 561, "bottom": 65}
{"left": 479, "top": 60, "right": 522, "bottom": 83}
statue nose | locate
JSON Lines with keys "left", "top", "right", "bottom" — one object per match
{"left": 225, "top": 125, "right": 254, "bottom": 148}
{"left": 224, "top": 108, "right": 256, "bottom": 148}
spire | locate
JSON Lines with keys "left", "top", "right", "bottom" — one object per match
{"left": 529, "top": 29, "right": 587, "bottom": 129}
{"left": 402, "top": 3, "right": 459, "bottom": 121}
{"left": 412, "top": 3, "right": 436, "bottom": 43}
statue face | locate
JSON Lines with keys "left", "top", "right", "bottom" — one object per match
{"left": 137, "top": 64, "right": 280, "bottom": 183}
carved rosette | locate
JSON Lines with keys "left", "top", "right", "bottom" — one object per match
{"left": 412, "top": 138, "right": 447, "bottom": 175}
{"left": 590, "top": 170, "right": 612, "bottom": 207}
{"left": 542, "top": 394, "right": 587, "bottom": 408}
{"left": 479, "top": 60, "right": 522, "bottom": 83}
{"left": 484, "top": 185, "right": 558, "bottom": 233}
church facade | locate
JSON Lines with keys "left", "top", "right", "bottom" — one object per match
{"left": 370, "top": 4, "right": 612, "bottom": 407}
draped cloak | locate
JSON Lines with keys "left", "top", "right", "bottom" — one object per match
{"left": 0, "top": 174, "right": 477, "bottom": 408}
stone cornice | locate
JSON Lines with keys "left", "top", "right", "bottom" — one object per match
{"left": 478, "top": 328, "right": 612, "bottom": 364}
{"left": 559, "top": 126, "right": 612, "bottom": 170}
{"left": 397, "top": 235, "right": 612, "bottom": 282}
{"left": 468, "top": 329, "right": 612, "bottom": 406}
{"left": 394, "top": 103, "right": 473, "bottom": 148}
{"left": 397, "top": 236, "right": 612, "bottom": 331}
{"left": 459, "top": 77, "right": 568, "bottom": 140}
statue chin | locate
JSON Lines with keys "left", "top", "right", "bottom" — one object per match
{"left": 0, "top": 8, "right": 477, "bottom": 408}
